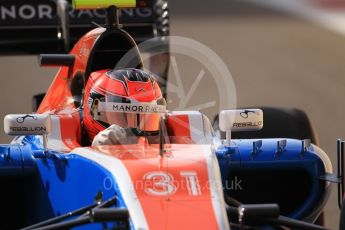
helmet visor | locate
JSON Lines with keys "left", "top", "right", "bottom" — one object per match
{"left": 91, "top": 98, "right": 166, "bottom": 132}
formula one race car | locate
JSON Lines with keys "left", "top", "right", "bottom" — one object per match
{"left": 0, "top": 1, "right": 341, "bottom": 230}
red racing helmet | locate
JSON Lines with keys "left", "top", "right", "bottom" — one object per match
{"left": 83, "top": 68, "right": 166, "bottom": 141}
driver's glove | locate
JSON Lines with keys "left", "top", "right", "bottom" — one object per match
{"left": 92, "top": 124, "right": 130, "bottom": 146}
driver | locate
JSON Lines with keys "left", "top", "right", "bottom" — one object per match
{"left": 83, "top": 68, "right": 167, "bottom": 146}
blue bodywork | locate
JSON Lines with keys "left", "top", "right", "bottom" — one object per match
{"left": 217, "top": 139, "right": 329, "bottom": 222}
{"left": 0, "top": 136, "right": 330, "bottom": 229}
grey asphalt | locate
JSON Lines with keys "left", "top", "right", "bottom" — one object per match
{"left": 0, "top": 1, "right": 343, "bottom": 229}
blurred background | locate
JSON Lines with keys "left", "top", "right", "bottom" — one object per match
{"left": 1, "top": 0, "right": 345, "bottom": 229}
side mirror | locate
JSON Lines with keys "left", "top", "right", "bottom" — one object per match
{"left": 4, "top": 114, "right": 51, "bottom": 136}
{"left": 219, "top": 109, "right": 263, "bottom": 132}
{"left": 219, "top": 109, "right": 263, "bottom": 146}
